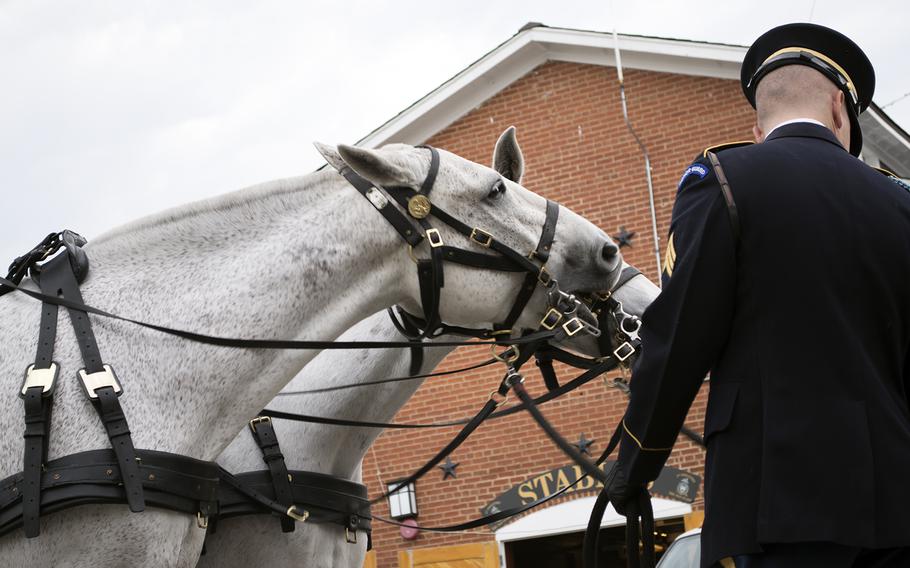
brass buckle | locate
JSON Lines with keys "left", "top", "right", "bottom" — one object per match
{"left": 491, "top": 344, "right": 520, "bottom": 364}
{"left": 249, "top": 416, "right": 271, "bottom": 433}
{"left": 613, "top": 341, "right": 636, "bottom": 362}
{"left": 537, "top": 266, "right": 553, "bottom": 286}
{"left": 287, "top": 505, "right": 309, "bottom": 522}
{"left": 196, "top": 512, "right": 208, "bottom": 529}
{"left": 562, "top": 317, "right": 584, "bottom": 337}
{"left": 470, "top": 228, "right": 493, "bottom": 248}
{"left": 539, "top": 308, "right": 563, "bottom": 330}
{"left": 21, "top": 363, "right": 59, "bottom": 397}
{"left": 345, "top": 527, "right": 358, "bottom": 544}
{"left": 78, "top": 365, "right": 122, "bottom": 400}
{"left": 425, "top": 228, "right": 444, "bottom": 248}
{"left": 488, "top": 389, "right": 510, "bottom": 407}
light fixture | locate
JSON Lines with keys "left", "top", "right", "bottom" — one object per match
{"left": 387, "top": 480, "right": 418, "bottom": 519}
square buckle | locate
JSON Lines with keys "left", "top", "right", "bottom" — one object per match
{"left": 287, "top": 505, "right": 309, "bottom": 522}
{"left": 249, "top": 416, "right": 271, "bottom": 433}
{"left": 425, "top": 228, "right": 444, "bottom": 248}
{"left": 613, "top": 341, "right": 636, "bottom": 362}
{"left": 562, "top": 317, "right": 584, "bottom": 337}
{"left": 539, "top": 308, "right": 563, "bottom": 330}
{"left": 538, "top": 266, "right": 553, "bottom": 286}
{"left": 78, "top": 365, "right": 122, "bottom": 399}
{"left": 20, "top": 363, "right": 59, "bottom": 397}
{"left": 345, "top": 527, "right": 358, "bottom": 544}
{"left": 470, "top": 228, "right": 493, "bottom": 248}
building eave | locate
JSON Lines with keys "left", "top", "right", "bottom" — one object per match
{"left": 356, "top": 25, "right": 910, "bottom": 176}
{"left": 356, "top": 26, "right": 746, "bottom": 149}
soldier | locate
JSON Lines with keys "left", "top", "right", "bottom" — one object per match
{"left": 607, "top": 23, "right": 910, "bottom": 567}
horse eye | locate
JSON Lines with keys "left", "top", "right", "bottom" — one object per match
{"left": 487, "top": 180, "right": 507, "bottom": 200}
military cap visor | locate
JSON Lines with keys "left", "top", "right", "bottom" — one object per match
{"left": 741, "top": 23, "right": 875, "bottom": 156}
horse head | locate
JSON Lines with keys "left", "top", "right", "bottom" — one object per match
{"left": 315, "top": 127, "right": 622, "bottom": 354}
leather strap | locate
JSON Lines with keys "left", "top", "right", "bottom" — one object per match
{"left": 0, "top": 275, "right": 558, "bottom": 350}
{"left": 0, "top": 449, "right": 219, "bottom": 538}
{"left": 248, "top": 418, "right": 295, "bottom": 532}
{"left": 21, "top": 388, "right": 51, "bottom": 537}
{"left": 34, "top": 253, "right": 145, "bottom": 512}
{"left": 214, "top": 469, "right": 371, "bottom": 534}
{"left": 20, "top": 295, "right": 61, "bottom": 537}
{"left": 707, "top": 151, "right": 741, "bottom": 243}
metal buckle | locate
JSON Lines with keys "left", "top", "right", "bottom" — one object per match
{"left": 365, "top": 187, "right": 389, "bottom": 210}
{"left": 196, "top": 512, "right": 208, "bottom": 529}
{"left": 249, "top": 416, "right": 271, "bottom": 433}
{"left": 287, "top": 505, "right": 309, "bottom": 522}
{"left": 20, "top": 363, "right": 58, "bottom": 397}
{"left": 562, "top": 317, "right": 584, "bottom": 337}
{"left": 77, "top": 365, "right": 122, "bottom": 399}
{"left": 345, "top": 527, "right": 358, "bottom": 544}
{"left": 425, "top": 228, "right": 444, "bottom": 248}
{"left": 539, "top": 308, "right": 563, "bottom": 330}
{"left": 491, "top": 344, "right": 520, "bottom": 364}
{"left": 613, "top": 341, "right": 636, "bottom": 362}
{"left": 538, "top": 266, "right": 553, "bottom": 286}
{"left": 470, "top": 228, "right": 493, "bottom": 248}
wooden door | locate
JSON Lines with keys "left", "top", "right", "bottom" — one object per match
{"left": 398, "top": 541, "right": 499, "bottom": 568}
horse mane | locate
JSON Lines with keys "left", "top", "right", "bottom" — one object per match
{"left": 91, "top": 169, "right": 338, "bottom": 248}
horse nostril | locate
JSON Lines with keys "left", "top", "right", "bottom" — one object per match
{"left": 602, "top": 242, "right": 619, "bottom": 262}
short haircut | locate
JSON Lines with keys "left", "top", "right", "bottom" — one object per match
{"left": 755, "top": 65, "right": 841, "bottom": 130}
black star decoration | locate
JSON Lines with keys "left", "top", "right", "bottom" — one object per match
{"left": 613, "top": 226, "right": 636, "bottom": 248}
{"left": 439, "top": 457, "right": 459, "bottom": 480}
{"left": 574, "top": 433, "right": 596, "bottom": 456}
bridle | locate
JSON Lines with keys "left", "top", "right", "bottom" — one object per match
{"left": 339, "top": 145, "right": 600, "bottom": 353}
{"left": 0, "top": 150, "right": 657, "bottom": 564}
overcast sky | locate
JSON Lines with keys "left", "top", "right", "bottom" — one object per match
{"left": 1, "top": 0, "right": 907, "bottom": 265}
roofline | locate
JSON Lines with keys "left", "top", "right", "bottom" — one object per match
{"left": 354, "top": 24, "right": 910, "bottom": 175}
{"left": 356, "top": 26, "right": 746, "bottom": 148}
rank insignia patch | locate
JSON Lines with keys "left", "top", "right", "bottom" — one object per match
{"left": 678, "top": 164, "right": 708, "bottom": 191}
{"left": 665, "top": 233, "right": 677, "bottom": 277}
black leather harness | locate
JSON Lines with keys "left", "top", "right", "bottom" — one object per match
{"left": 0, "top": 148, "right": 607, "bottom": 551}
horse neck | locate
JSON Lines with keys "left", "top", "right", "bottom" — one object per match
{"left": 59, "top": 171, "right": 411, "bottom": 459}
{"left": 252, "top": 312, "right": 456, "bottom": 478}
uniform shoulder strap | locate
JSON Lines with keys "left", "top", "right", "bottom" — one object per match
{"left": 702, "top": 140, "right": 753, "bottom": 158}
{"left": 706, "top": 151, "right": 741, "bottom": 244}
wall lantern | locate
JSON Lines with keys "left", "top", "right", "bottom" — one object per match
{"left": 387, "top": 480, "right": 418, "bottom": 519}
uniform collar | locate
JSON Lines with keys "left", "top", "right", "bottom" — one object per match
{"left": 763, "top": 121, "right": 847, "bottom": 152}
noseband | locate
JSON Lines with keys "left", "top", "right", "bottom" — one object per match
{"left": 339, "top": 145, "right": 599, "bottom": 354}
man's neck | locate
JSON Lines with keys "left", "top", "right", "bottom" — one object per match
{"left": 765, "top": 118, "right": 827, "bottom": 138}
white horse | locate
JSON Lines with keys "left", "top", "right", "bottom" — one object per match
{"left": 0, "top": 128, "right": 621, "bottom": 567}
{"left": 204, "top": 266, "right": 659, "bottom": 568}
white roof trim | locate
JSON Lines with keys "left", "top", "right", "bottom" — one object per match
{"left": 358, "top": 27, "right": 745, "bottom": 148}
{"left": 867, "top": 106, "right": 910, "bottom": 154}
{"left": 494, "top": 495, "right": 692, "bottom": 543}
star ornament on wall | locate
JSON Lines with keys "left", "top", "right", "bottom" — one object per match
{"left": 613, "top": 226, "right": 636, "bottom": 248}
{"left": 439, "top": 457, "right": 459, "bottom": 480}
{"left": 574, "top": 433, "right": 595, "bottom": 456}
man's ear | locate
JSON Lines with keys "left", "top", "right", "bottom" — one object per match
{"left": 753, "top": 123, "right": 764, "bottom": 143}
{"left": 832, "top": 90, "right": 847, "bottom": 130}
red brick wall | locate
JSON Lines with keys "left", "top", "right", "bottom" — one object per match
{"left": 363, "top": 61, "right": 756, "bottom": 566}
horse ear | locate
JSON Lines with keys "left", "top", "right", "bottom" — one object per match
{"left": 313, "top": 142, "right": 347, "bottom": 172}
{"left": 492, "top": 126, "right": 524, "bottom": 183}
{"left": 337, "top": 144, "right": 412, "bottom": 187}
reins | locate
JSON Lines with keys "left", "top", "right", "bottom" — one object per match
{"left": 0, "top": 145, "right": 662, "bottom": 565}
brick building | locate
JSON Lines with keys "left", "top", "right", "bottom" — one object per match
{"left": 356, "top": 24, "right": 910, "bottom": 567}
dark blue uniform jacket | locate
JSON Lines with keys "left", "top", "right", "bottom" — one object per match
{"left": 618, "top": 122, "right": 910, "bottom": 567}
